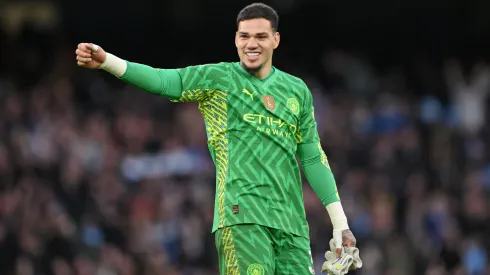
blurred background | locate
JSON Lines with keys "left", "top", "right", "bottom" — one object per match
{"left": 0, "top": 0, "right": 490, "bottom": 274}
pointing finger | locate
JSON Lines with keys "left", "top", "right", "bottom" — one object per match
{"left": 333, "top": 229, "right": 342, "bottom": 257}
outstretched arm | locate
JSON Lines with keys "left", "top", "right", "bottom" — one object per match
{"left": 76, "top": 43, "right": 182, "bottom": 99}
{"left": 119, "top": 61, "right": 183, "bottom": 100}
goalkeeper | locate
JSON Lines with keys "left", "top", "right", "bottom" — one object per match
{"left": 75, "top": 3, "right": 358, "bottom": 274}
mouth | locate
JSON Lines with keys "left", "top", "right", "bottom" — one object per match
{"left": 245, "top": 52, "right": 261, "bottom": 61}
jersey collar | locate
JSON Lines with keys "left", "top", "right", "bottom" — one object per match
{"left": 234, "top": 62, "right": 277, "bottom": 90}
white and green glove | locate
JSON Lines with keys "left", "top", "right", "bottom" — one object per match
{"left": 321, "top": 230, "right": 363, "bottom": 274}
{"left": 345, "top": 245, "right": 362, "bottom": 271}
{"left": 322, "top": 249, "right": 353, "bottom": 275}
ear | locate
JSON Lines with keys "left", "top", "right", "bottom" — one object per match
{"left": 273, "top": 32, "right": 280, "bottom": 49}
{"left": 235, "top": 31, "right": 239, "bottom": 48}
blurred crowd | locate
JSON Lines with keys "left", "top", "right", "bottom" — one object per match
{"left": 1, "top": 4, "right": 490, "bottom": 275}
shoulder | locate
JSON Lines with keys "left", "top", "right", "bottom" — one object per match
{"left": 201, "top": 62, "right": 233, "bottom": 71}
{"left": 177, "top": 62, "right": 232, "bottom": 90}
{"left": 274, "top": 68, "right": 310, "bottom": 97}
{"left": 178, "top": 62, "right": 232, "bottom": 75}
{"left": 275, "top": 69, "right": 308, "bottom": 88}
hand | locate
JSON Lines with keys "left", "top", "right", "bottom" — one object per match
{"left": 335, "top": 229, "right": 357, "bottom": 258}
{"left": 323, "top": 229, "right": 362, "bottom": 274}
{"left": 75, "top": 42, "right": 107, "bottom": 69}
{"left": 342, "top": 229, "right": 356, "bottom": 247}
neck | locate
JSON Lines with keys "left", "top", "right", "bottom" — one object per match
{"left": 241, "top": 61, "right": 273, "bottom": 80}
{"left": 256, "top": 65, "right": 272, "bottom": 79}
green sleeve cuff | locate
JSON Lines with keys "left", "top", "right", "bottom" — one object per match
{"left": 297, "top": 143, "right": 340, "bottom": 206}
{"left": 120, "top": 61, "right": 183, "bottom": 99}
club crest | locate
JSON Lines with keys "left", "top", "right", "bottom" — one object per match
{"left": 261, "top": 95, "right": 276, "bottom": 111}
{"left": 287, "top": 98, "right": 300, "bottom": 115}
{"left": 247, "top": 263, "right": 264, "bottom": 275}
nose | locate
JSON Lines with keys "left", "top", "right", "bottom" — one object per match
{"left": 246, "top": 37, "right": 259, "bottom": 48}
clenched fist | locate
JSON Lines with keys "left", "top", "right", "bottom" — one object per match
{"left": 342, "top": 229, "right": 356, "bottom": 248}
{"left": 334, "top": 229, "right": 357, "bottom": 257}
{"left": 75, "top": 43, "right": 107, "bottom": 69}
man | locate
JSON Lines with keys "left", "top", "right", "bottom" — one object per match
{"left": 75, "top": 3, "right": 357, "bottom": 274}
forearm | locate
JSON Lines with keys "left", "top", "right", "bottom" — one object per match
{"left": 100, "top": 53, "right": 182, "bottom": 99}
{"left": 298, "top": 143, "right": 349, "bottom": 230}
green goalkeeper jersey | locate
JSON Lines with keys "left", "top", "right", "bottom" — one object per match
{"left": 170, "top": 62, "right": 321, "bottom": 238}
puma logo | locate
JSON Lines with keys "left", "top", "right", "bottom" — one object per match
{"left": 242, "top": 89, "right": 254, "bottom": 101}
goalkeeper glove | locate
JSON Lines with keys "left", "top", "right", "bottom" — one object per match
{"left": 322, "top": 230, "right": 363, "bottom": 274}
{"left": 322, "top": 248, "right": 353, "bottom": 275}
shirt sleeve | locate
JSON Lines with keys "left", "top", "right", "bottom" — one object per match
{"left": 172, "top": 63, "right": 229, "bottom": 103}
{"left": 120, "top": 61, "right": 183, "bottom": 99}
{"left": 296, "top": 82, "right": 340, "bottom": 206}
{"left": 296, "top": 81, "right": 320, "bottom": 145}
{"left": 120, "top": 62, "right": 228, "bottom": 103}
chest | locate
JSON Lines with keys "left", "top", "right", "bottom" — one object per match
{"left": 227, "top": 82, "right": 302, "bottom": 135}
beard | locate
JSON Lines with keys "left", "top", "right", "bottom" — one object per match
{"left": 240, "top": 61, "right": 263, "bottom": 74}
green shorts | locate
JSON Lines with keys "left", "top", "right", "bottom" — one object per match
{"left": 215, "top": 224, "right": 314, "bottom": 275}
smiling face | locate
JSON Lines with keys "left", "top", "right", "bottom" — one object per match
{"left": 235, "top": 18, "right": 280, "bottom": 77}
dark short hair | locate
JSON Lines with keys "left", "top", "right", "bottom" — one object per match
{"left": 236, "top": 3, "right": 279, "bottom": 31}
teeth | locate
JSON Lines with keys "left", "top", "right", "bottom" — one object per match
{"left": 246, "top": 53, "right": 259, "bottom": 56}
